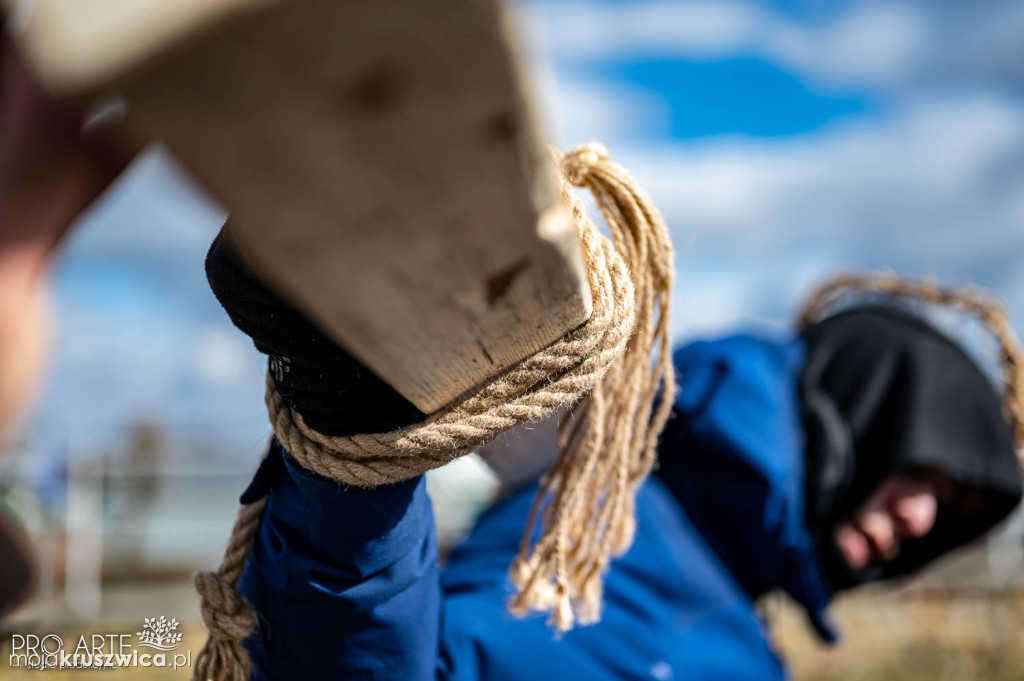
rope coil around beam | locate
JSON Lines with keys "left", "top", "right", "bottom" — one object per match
{"left": 193, "top": 143, "right": 676, "bottom": 681}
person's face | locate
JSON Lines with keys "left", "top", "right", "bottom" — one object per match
{"left": 834, "top": 470, "right": 947, "bottom": 570}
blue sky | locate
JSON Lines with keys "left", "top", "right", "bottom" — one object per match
{"left": 523, "top": 0, "right": 1024, "bottom": 331}
{"left": 609, "top": 57, "right": 878, "bottom": 139}
{"left": 19, "top": 0, "right": 1024, "bottom": 460}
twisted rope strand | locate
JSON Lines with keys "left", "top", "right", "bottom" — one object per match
{"left": 193, "top": 143, "right": 676, "bottom": 679}
{"left": 193, "top": 496, "right": 266, "bottom": 681}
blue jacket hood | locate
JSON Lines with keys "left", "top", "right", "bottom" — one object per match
{"left": 657, "top": 333, "right": 838, "bottom": 641}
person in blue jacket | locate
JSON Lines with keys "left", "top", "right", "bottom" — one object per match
{"left": 206, "top": 234, "right": 1023, "bottom": 680}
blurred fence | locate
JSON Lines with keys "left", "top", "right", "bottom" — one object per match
{"left": 0, "top": 425, "right": 500, "bottom": 627}
{"left": 0, "top": 425, "right": 1022, "bottom": 681}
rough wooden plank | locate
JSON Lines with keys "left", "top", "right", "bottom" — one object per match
{"left": 9, "top": 0, "right": 592, "bottom": 413}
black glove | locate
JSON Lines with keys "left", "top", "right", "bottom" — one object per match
{"left": 205, "top": 231, "right": 427, "bottom": 437}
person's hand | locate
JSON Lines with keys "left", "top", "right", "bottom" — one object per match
{"left": 205, "top": 232, "right": 426, "bottom": 438}
{"left": 834, "top": 469, "right": 948, "bottom": 569}
{"left": 0, "top": 33, "right": 128, "bottom": 432}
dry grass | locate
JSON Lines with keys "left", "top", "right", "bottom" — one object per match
{"left": 772, "top": 591, "right": 1024, "bottom": 681}
{"left": 2, "top": 592, "right": 1022, "bottom": 679}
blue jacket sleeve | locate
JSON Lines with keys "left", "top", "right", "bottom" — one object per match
{"left": 237, "top": 441, "right": 441, "bottom": 680}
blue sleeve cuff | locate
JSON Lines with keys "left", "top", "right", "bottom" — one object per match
{"left": 246, "top": 440, "right": 427, "bottom": 575}
{"left": 239, "top": 440, "right": 442, "bottom": 680}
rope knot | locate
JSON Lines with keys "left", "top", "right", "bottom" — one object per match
{"left": 562, "top": 142, "right": 609, "bottom": 186}
{"left": 194, "top": 571, "right": 259, "bottom": 641}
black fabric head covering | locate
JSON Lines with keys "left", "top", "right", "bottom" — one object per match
{"left": 800, "top": 305, "right": 1022, "bottom": 590}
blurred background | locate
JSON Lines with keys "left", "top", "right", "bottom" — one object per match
{"left": 3, "top": 1, "right": 1024, "bottom": 679}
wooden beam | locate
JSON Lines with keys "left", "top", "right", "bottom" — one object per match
{"left": 3, "top": 0, "right": 269, "bottom": 96}
{"left": 10, "top": 0, "right": 592, "bottom": 413}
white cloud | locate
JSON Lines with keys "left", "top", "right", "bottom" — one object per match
{"left": 516, "top": 1, "right": 764, "bottom": 62}
{"left": 519, "top": 1, "right": 930, "bottom": 88}
{"left": 654, "top": 94, "right": 1020, "bottom": 212}
{"left": 527, "top": 57, "right": 672, "bottom": 147}
{"left": 763, "top": 3, "right": 929, "bottom": 89}
{"left": 193, "top": 326, "right": 253, "bottom": 386}
{"left": 528, "top": 80, "right": 1024, "bottom": 336}
{"left": 518, "top": 0, "right": 1024, "bottom": 92}
{"left": 520, "top": 0, "right": 761, "bottom": 60}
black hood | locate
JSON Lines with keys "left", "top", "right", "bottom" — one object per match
{"left": 800, "top": 306, "right": 1022, "bottom": 590}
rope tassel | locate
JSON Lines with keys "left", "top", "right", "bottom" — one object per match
{"left": 193, "top": 143, "right": 675, "bottom": 679}
{"left": 508, "top": 144, "right": 675, "bottom": 628}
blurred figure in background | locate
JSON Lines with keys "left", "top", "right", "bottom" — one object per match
{"left": 208, "top": 231, "right": 1023, "bottom": 679}
{"left": 0, "top": 31, "right": 125, "bottom": 617}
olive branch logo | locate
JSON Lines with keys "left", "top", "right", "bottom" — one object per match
{"left": 136, "top": 616, "right": 183, "bottom": 651}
